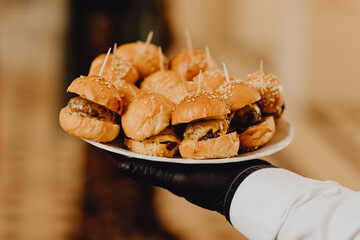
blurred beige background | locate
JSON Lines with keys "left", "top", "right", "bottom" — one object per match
{"left": 1, "top": 0, "right": 359, "bottom": 239}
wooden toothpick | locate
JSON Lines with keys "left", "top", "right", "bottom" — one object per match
{"left": 141, "top": 31, "right": 154, "bottom": 54}
{"left": 180, "top": 73, "right": 189, "bottom": 93}
{"left": 99, "top": 47, "right": 111, "bottom": 77}
{"left": 205, "top": 45, "right": 212, "bottom": 68}
{"left": 158, "top": 46, "right": 164, "bottom": 71}
{"left": 260, "top": 59, "right": 264, "bottom": 75}
{"left": 145, "top": 31, "right": 154, "bottom": 46}
{"left": 197, "top": 70, "right": 202, "bottom": 93}
{"left": 113, "top": 43, "right": 117, "bottom": 59}
{"left": 184, "top": 28, "right": 194, "bottom": 58}
{"left": 129, "top": 85, "right": 138, "bottom": 99}
{"left": 222, "top": 62, "right": 231, "bottom": 82}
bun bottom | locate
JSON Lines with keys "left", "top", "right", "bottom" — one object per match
{"left": 124, "top": 138, "right": 179, "bottom": 158}
{"left": 179, "top": 132, "right": 239, "bottom": 159}
{"left": 239, "top": 116, "right": 275, "bottom": 151}
{"left": 59, "top": 107, "right": 120, "bottom": 142}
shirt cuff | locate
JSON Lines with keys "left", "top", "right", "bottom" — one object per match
{"left": 229, "top": 168, "right": 319, "bottom": 240}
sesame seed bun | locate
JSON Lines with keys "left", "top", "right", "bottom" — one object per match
{"left": 179, "top": 132, "right": 239, "bottom": 159}
{"left": 124, "top": 137, "right": 180, "bottom": 158}
{"left": 115, "top": 41, "right": 168, "bottom": 78}
{"left": 167, "top": 81, "right": 198, "bottom": 104}
{"left": 238, "top": 116, "right": 275, "bottom": 151}
{"left": 121, "top": 93, "right": 175, "bottom": 141}
{"left": 88, "top": 54, "right": 139, "bottom": 84}
{"left": 67, "top": 75, "right": 122, "bottom": 114}
{"left": 111, "top": 80, "right": 141, "bottom": 111}
{"left": 170, "top": 49, "right": 218, "bottom": 81}
{"left": 192, "top": 69, "right": 234, "bottom": 92}
{"left": 244, "top": 71, "right": 284, "bottom": 116}
{"left": 171, "top": 90, "right": 230, "bottom": 125}
{"left": 59, "top": 107, "right": 120, "bottom": 142}
{"left": 140, "top": 70, "right": 182, "bottom": 98}
{"left": 216, "top": 80, "right": 261, "bottom": 112}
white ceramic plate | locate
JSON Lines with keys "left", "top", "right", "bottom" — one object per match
{"left": 83, "top": 118, "right": 294, "bottom": 164}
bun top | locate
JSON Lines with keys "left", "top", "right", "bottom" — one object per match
{"left": 192, "top": 69, "right": 234, "bottom": 92}
{"left": 111, "top": 80, "right": 141, "bottom": 110}
{"left": 170, "top": 49, "right": 218, "bottom": 81}
{"left": 140, "top": 70, "right": 182, "bottom": 98}
{"left": 121, "top": 93, "right": 175, "bottom": 140}
{"left": 67, "top": 75, "right": 122, "bottom": 114}
{"left": 172, "top": 90, "right": 230, "bottom": 125}
{"left": 244, "top": 71, "right": 284, "bottom": 114}
{"left": 88, "top": 53, "right": 139, "bottom": 84}
{"left": 168, "top": 81, "right": 198, "bottom": 104}
{"left": 216, "top": 80, "right": 261, "bottom": 112}
{"left": 115, "top": 41, "right": 168, "bottom": 78}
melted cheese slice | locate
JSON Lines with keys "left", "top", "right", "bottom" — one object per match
{"left": 142, "top": 127, "right": 180, "bottom": 144}
{"left": 183, "top": 117, "right": 229, "bottom": 141}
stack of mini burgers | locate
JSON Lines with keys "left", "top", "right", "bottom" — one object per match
{"left": 60, "top": 33, "right": 285, "bottom": 159}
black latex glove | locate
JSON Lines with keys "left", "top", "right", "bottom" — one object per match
{"left": 111, "top": 154, "right": 273, "bottom": 222}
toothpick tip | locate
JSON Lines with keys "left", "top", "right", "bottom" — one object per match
{"left": 222, "top": 62, "right": 231, "bottom": 82}
{"left": 99, "top": 47, "right": 112, "bottom": 77}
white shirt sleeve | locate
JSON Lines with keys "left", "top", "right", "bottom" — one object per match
{"left": 229, "top": 168, "right": 360, "bottom": 240}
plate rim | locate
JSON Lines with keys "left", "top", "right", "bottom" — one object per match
{"left": 83, "top": 118, "right": 294, "bottom": 164}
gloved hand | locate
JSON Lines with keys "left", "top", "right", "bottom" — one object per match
{"left": 110, "top": 154, "right": 273, "bottom": 222}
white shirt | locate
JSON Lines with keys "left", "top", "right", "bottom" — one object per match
{"left": 230, "top": 168, "right": 360, "bottom": 240}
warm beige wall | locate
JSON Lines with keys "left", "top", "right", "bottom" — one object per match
{"left": 308, "top": 0, "right": 360, "bottom": 102}
{"left": 166, "top": 0, "right": 360, "bottom": 108}
{"left": 166, "top": 0, "right": 228, "bottom": 52}
{"left": 166, "top": 0, "right": 310, "bottom": 112}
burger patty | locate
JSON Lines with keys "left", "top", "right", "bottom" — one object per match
{"left": 142, "top": 127, "right": 180, "bottom": 151}
{"left": 198, "top": 129, "right": 221, "bottom": 141}
{"left": 160, "top": 141, "right": 178, "bottom": 151}
{"left": 183, "top": 117, "right": 229, "bottom": 141}
{"left": 264, "top": 104, "right": 285, "bottom": 119}
{"left": 68, "top": 97, "right": 116, "bottom": 122}
{"left": 230, "top": 104, "right": 262, "bottom": 133}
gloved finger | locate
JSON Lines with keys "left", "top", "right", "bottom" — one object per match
{"left": 108, "top": 152, "right": 178, "bottom": 189}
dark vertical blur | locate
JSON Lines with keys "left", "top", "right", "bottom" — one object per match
{"left": 64, "top": 0, "right": 171, "bottom": 104}
{"left": 64, "top": 1, "right": 176, "bottom": 239}
{"left": 80, "top": 148, "right": 177, "bottom": 240}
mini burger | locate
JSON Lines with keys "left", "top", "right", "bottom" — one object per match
{"left": 108, "top": 79, "right": 141, "bottom": 111}
{"left": 140, "top": 70, "right": 182, "bottom": 98}
{"left": 170, "top": 49, "right": 218, "bottom": 81}
{"left": 59, "top": 75, "right": 122, "bottom": 142}
{"left": 192, "top": 69, "right": 235, "bottom": 92}
{"left": 167, "top": 80, "right": 198, "bottom": 105}
{"left": 172, "top": 90, "right": 239, "bottom": 159}
{"left": 244, "top": 71, "right": 285, "bottom": 120}
{"left": 116, "top": 41, "right": 168, "bottom": 78}
{"left": 216, "top": 80, "right": 275, "bottom": 151}
{"left": 88, "top": 53, "right": 139, "bottom": 84}
{"left": 121, "top": 93, "right": 180, "bottom": 157}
